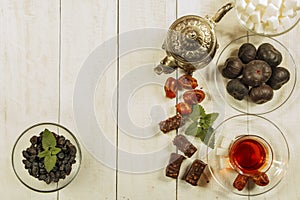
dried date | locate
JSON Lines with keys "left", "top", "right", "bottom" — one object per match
{"left": 252, "top": 173, "right": 269, "bottom": 186}
{"left": 183, "top": 89, "right": 205, "bottom": 105}
{"left": 175, "top": 102, "right": 192, "bottom": 115}
{"left": 164, "top": 77, "right": 178, "bottom": 99}
{"left": 178, "top": 75, "right": 198, "bottom": 89}
{"left": 233, "top": 174, "right": 249, "bottom": 191}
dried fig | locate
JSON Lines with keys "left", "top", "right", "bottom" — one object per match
{"left": 238, "top": 43, "right": 257, "bottom": 64}
{"left": 249, "top": 84, "right": 274, "bottom": 104}
{"left": 222, "top": 57, "right": 244, "bottom": 79}
{"left": 267, "top": 67, "right": 290, "bottom": 90}
{"left": 242, "top": 60, "right": 272, "bottom": 87}
{"left": 226, "top": 79, "right": 249, "bottom": 100}
{"left": 257, "top": 43, "right": 282, "bottom": 68}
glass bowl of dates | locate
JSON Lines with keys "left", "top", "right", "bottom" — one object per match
{"left": 235, "top": 0, "right": 300, "bottom": 36}
{"left": 215, "top": 34, "right": 296, "bottom": 114}
{"left": 206, "top": 114, "right": 289, "bottom": 196}
{"left": 12, "top": 123, "right": 82, "bottom": 192}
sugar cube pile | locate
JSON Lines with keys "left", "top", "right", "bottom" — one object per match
{"left": 236, "top": 0, "right": 300, "bottom": 34}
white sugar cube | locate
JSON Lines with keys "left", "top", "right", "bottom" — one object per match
{"left": 267, "top": 16, "right": 280, "bottom": 30}
{"left": 280, "top": 16, "right": 292, "bottom": 29}
{"left": 220, "top": 137, "right": 232, "bottom": 148}
{"left": 258, "top": 0, "right": 268, "bottom": 7}
{"left": 262, "top": 3, "right": 280, "bottom": 22}
{"left": 240, "top": 13, "right": 250, "bottom": 22}
{"left": 272, "top": 0, "right": 283, "bottom": 8}
{"left": 246, "top": 2, "right": 256, "bottom": 13}
{"left": 283, "top": 0, "right": 297, "bottom": 9}
{"left": 253, "top": 22, "right": 264, "bottom": 33}
{"left": 219, "top": 158, "right": 230, "bottom": 169}
{"left": 250, "top": 11, "right": 261, "bottom": 24}
{"left": 237, "top": 0, "right": 247, "bottom": 11}
{"left": 282, "top": 7, "right": 296, "bottom": 17}
{"left": 216, "top": 148, "right": 228, "bottom": 156}
{"left": 246, "top": 20, "right": 255, "bottom": 29}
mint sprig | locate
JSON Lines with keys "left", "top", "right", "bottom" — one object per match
{"left": 185, "top": 105, "right": 219, "bottom": 149}
{"left": 38, "top": 129, "right": 61, "bottom": 172}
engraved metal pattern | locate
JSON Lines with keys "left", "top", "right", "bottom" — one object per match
{"left": 165, "top": 16, "right": 215, "bottom": 63}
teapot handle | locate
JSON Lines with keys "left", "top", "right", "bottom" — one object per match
{"left": 211, "top": 2, "right": 235, "bottom": 23}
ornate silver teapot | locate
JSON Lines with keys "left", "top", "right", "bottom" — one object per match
{"left": 155, "top": 2, "right": 234, "bottom": 74}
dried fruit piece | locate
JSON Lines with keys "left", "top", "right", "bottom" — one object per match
{"left": 249, "top": 84, "right": 274, "bottom": 104}
{"left": 183, "top": 89, "right": 205, "bottom": 105}
{"left": 222, "top": 57, "right": 244, "bottom": 79}
{"left": 173, "top": 135, "right": 197, "bottom": 157}
{"left": 226, "top": 79, "right": 249, "bottom": 100}
{"left": 159, "top": 114, "right": 184, "bottom": 134}
{"left": 176, "top": 102, "right": 192, "bottom": 115}
{"left": 164, "top": 77, "right": 178, "bottom": 99}
{"left": 242, "top": 60, "right": 272, "bottom": 87}
{"left": 238, "top": 43, "right": 257, "bottom": 64}
{"left": 267, "top": 67, "right": 290, "bottom": 90}
{"left": 178, "top": 75, "right": 198, "bottom": 89}
{"left": 184, "top": 159, "right": 207, "bottom": 186}
{"left": 257, "top": 43, "right": 282, "bottom": 68}
{"left": 165, "top": 153, "right": 186, "bottom": 179}
{"left": 233, "top": 174, "right": 249, "bottom": 191}
{"left": 252, "top": 173, "right": 269, "bottom": 186}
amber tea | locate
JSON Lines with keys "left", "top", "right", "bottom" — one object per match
{"left": 229, "top": 135, "right": 272, "bottom": 176}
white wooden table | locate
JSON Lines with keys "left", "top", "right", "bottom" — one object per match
{"left": 1, "top": 0, "right": 299, "bottom": 199}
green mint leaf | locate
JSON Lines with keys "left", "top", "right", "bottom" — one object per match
{"left": 188, "top": 105, "right": 200, "bottom": 121}
{"left": 44, "top": 155, "right": 57, "bottom": 173}
{"left": 185, "top": 121, "right": 198, "bottom": 136}
{"left": 42, "top": 129, "right": 57, "bottom": 150}
{"left": 204, "top": 113, "right": 219, "bottom": 126}
{"left": 202, "top": 127, "right": 215, "bottom": 149}
{"left": 196, "top": 127, "right": 206, "bottom": 141}
{"left": 50, "top": 147, "right": 61, "bottom": 155}
{"left": 38, "top": 150, "right": 51, "bottom": 158}
{"left": 197, "top": 104, "right": 206, "bottom": 117}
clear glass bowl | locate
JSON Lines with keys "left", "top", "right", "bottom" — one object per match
{"left": 12, "top": 123, "right": 82, "bottom": 193}
{"left": 206, "top": 114, "right": 289, "bottom": 196}
{"left": 235, "top": 0, "right": 300, "bottom": 36}
{"left": 215, "top": 34, "right": 296, "bottom": 114}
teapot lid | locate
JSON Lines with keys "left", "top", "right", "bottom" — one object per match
{"left": 165, "top": 15, "right": 216, "bottom": 64}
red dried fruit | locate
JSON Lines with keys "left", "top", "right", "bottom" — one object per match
{"left": 164, "top": 77, "right": 178, "bottom": 99}
{"left": 252, "top": 173, "right": 269, "bottom": 186}
{"left": 233, "top": 174, "right": 249, "bottom": 191}
{"left": 175, "top": 102, "right": 192, "bottom": 115}
{"left": 183, "top": 89, "right": 205, "bottom": 105}
{"left": 178, "top": 75, "right": 198, "bottom": 89}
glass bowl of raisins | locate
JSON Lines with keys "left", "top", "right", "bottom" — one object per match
{"left": 215, "top": 34, "right": 296, "bottom": 114}
{"left": 12, "top": 123, "right": 82, "bottom": 192}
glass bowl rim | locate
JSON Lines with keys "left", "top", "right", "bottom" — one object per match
{"left": 11, "top": 122, "right": 82, "bottom": 193}
{"left": 215, "top": 34, "right": 297, "bottom": 115}
{"left": 206, "top": 113, "right": 290, "bottom": 196}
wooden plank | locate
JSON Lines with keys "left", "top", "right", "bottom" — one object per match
{"left": 0, "top": 0, "right": 60, "bottom": 199}
{"left": 59, "top": 0, "right": 117, "bottom": 199}
{"left": 117, "top": 0, "right": 177, "bottom": 199}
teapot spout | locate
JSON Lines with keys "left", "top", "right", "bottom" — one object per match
{"left": 211, "top": 2, "right": 235, "bottom": 23}
{"left": 154, "top": 56, "right": 178, "bottom": 75}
